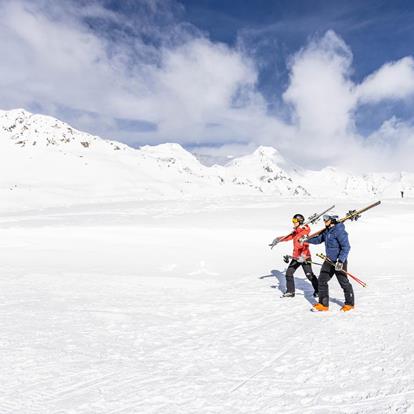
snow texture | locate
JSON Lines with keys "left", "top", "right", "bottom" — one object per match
{"left": 0, "top": 199, "right": 413, "bottom": 413}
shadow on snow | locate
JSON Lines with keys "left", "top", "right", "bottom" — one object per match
{"left": 259, "top": 269, "right": 344, "bottom": 307}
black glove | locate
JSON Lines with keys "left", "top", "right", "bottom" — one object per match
{"left": 283, "top": 255, "right": 290, "bottom": 264}
{"left": 335, "top": 261, "right": 343, "bottom": 271}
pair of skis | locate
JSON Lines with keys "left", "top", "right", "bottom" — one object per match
{"left": 269, "top": 200, "right": 381, "bottom": 249}
{"left": 306, "top": 200, "right": 381, "bottom": 240}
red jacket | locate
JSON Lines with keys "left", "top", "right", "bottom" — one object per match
{"left": 280, "top": 225, "right": 311, "bottom": 259}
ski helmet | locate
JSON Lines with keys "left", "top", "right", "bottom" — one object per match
{"left": 323, "top": 214, "right": 339, "bottom": 223}
{"left": 292, "top": 213, "right": 305, "bottom": 224}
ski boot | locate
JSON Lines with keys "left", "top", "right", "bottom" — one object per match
{"left": 311, "top": 303, "right": 329, "bottom": 312}
{"left": 340, "top": 304, "right": 354, "bottom": 312}
{"left": 281, "top": 292, "right": 295, "bottom": 298}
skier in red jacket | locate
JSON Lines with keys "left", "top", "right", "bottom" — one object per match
{"left": 272, "top": 214, "right": 318, "bottom": 298}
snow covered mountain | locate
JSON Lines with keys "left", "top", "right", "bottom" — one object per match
{"left": 0, "top": 109, "right": 412, "bottom": 210}
{"left": 221, "top": 147, "right": 309, "bottom": 196}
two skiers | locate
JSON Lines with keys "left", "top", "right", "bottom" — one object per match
{"left": 305, "top": 214, "right": 354, "bottom": 312}
{"left": 271, "top": 214, "right": 319, "bottom": 298}
{"left": 270, "top": 202, "right": 380, "bottom": 312}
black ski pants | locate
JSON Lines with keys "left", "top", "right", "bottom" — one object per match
{"left": 318, "top": 260, "right": 354, "bottom": 307}
{"left": 285, "top": 260, "right": 319, "bottom": 294}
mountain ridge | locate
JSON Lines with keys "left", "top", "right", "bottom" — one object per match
{"left": 0, "top": 109, "right": 412, "bottom": 211}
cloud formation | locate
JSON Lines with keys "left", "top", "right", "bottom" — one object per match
{"left": 282, "top": 31, "right": 358, "bottom": 162}
{"left": 356, "top": 57, "right": 414, "bottom": 104}
{"left": 1, "top": 0, "right": 414, "bottom": 171}
{"left": 0, "top": 0, "right": 271, "bottom": 145}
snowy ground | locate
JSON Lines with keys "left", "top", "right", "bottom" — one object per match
{"left": 0, "top": 197, "right": 413, "bottom": 414}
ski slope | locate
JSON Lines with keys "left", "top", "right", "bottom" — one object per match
{"left": 0, "top": 197, "right": 413, "bottom": 413}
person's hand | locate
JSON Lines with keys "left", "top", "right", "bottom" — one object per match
{"left": 296, "top": 255, "right": 306, "bottom": 263}
{"left": 298, "top": 235, "right": 308, "bottom": 244}
{"left": 335, "top": 261, "right": 343, "bottom": 271}
{"left": 283, "top": 255, "right": 290, "bottom": 263}
{"left": 269, "top": 237, "right": 280, "bottom": 248}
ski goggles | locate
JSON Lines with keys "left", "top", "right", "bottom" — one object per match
{"left": 292, "top": 218, "right": 300, "bottom": 223}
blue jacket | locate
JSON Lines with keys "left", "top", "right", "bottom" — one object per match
{"left": 307, "top": 222, "right": 351, "bottom": 262}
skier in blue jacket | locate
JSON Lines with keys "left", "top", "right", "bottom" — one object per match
{"left": 306, "top": 214, "right": 354, "bottom": 312}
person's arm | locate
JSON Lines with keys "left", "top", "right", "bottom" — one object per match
{"left": 337, "top": 229, "right": 351, "bottom": 263}
{"left": 306, "top": 231, "right": 325, "bottom": 245}
{"left": 279, "top": 233, "right": 294, "bottom": 242}
{"left": 269, "top": 231, "right": 294, "bottom": 248}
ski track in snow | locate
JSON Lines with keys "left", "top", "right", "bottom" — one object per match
{"left": 0, "top": 199, "right": 413, "bottom": 413}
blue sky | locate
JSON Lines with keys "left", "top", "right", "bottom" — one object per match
{"left": 1, "top": 0, "right": 414, "bottom": 170}
{"left": 181, "top": 0, "right": 414, "bottom": 133}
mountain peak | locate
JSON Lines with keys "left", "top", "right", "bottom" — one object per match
{"left": 0, "top": 109, "right": 103, "bottom": 150}
{"left": 253, "top": 145, "right": 281, "bottom": 156}
{"left": 227, "top": 145, "right": 288, "bottom": 170}
{"left": 140, "top": 143, "right": 199, "bottom": 162}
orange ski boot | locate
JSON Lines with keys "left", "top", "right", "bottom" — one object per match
{"left": 340, "top": 305, "right": 354, "bottom": 312}
{"left": 311, "top": 303, "right": 329, "bottom": 312}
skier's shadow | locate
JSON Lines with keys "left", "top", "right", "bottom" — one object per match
{"left": 259, "top": 269, "right": 316, "bottom": 305}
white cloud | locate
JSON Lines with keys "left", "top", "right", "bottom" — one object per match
{"left": 281, "top": 31, "right": 414, "bottom": 171}
{"left": 281, "top": 31, "right": 361, "bottom": 164}
{"left": 1, "top": 1, "right": 414, "bottom": 171}
{"left": 356, "top": 57, "right": 414, "bottom": 104}
{"left": 141, "top": 39, "right": 259, "bottom": 131}
{"left": 284, "top": 31, "right": 356, "bottom": 138}
{"left": 0, "top": 0, "right": 278, "bottom": 146}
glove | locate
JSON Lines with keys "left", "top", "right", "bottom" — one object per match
{"left": 269, "top": 237, "right": 280, "bottom": 248}
{"left": 296, "top": 255, "right": 306, "bottom": 263}
{"left": 298, "top": 235, "right": 308, "bottom": 244}
{"left": 283, "top": 255, "right": 290, "bottom": 264}
{"left": 335, "top": 261, "right": 343, "bottom": 271}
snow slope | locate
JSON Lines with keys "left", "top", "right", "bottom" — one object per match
{"left": 1, "top": 109, "right": 413, "bottom": 212}
{"left": 0, "top": 198, "right": 413, "bottom": 413}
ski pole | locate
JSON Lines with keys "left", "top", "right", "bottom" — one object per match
{"left": 317, "top": 253, "right": 367, "bottom": 287}
{"left": 283, "top": 255, "right": 323, "bottom": 267}
{"left": 316, "top": 253, "right": 367, "bottom": 288}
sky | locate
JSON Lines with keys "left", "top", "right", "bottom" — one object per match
{"left": 1, "top": 0, "right": 414, "bottom": 171}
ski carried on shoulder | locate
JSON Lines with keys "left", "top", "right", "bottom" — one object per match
{"left": 316, "top": 253, "right": 367, "bottom": 288}
{"left": 269, "top": 204, "right": 335, "bottom": 249}
{"left": 304, "top": 205, "right": 336, "bottom": 227}
{"left": 306, "top": 200, "right": 381, "bottom": 241}
{"left": 338, "top": 200, "right": 381, "bottom": 223}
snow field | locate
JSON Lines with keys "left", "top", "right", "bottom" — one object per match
{"left": 0, "top": 198, "right": 413, "bottom": 413}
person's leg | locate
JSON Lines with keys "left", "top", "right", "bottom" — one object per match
{"left": 302, "top": 262, "right": 319, "bottom": 294}
{"left": 335, "top": 262, "right": 354, "bottom": 306}
{"left": 285, "top": 260, "right": 300, "bottom": 294}
{"left": 318, "top": 261, "right": 335, "bottom": 307}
